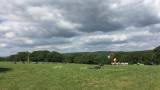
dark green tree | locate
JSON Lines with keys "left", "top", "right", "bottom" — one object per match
{"left": 17, "top": 52, "right": 30, "bottom": 64}
{"left": 153, "top": 46, "right": 160, "bottom": 64}
{"left": 30, "top": 50, "right": 50, "bottom": 63}
{"left": 46, "top": 51, "right": 64, "bottom": 62}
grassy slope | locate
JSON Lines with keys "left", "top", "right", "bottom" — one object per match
{"left": 0, "top": 62, "right": 160, "bottom": 90}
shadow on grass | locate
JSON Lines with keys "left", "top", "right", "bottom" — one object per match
{"left": 0, "top": 68, "right": 12, "bottom": 73}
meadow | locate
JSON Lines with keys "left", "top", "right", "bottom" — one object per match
{"left": 0, "top": 62, "right": 160, "bottom": 90}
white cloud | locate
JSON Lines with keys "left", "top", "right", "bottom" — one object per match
{"left": 57, "top": 19, "right": 81, "bottom": 30}
{"left": 0, "top": 43, "right": 7, "bottom": 48}
{"left": 79, "top": 34, "right": 128, "bottom": 44}
{"left": 5, "top": 32, "right": 15, "bottom": 38}
{"left": 25, "top": 39, "right": 34, "bottom": 44}
{"left": 112, "top": 34, "right": 127, "bottom": 42}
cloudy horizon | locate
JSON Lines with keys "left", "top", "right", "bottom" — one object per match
{"left": 0, "top": 0, "right": 160, "bottom": 56}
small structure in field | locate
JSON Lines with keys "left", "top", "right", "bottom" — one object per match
{"left": 111, "top": 57, "right": 128, "bottom": 65}
{"left": 119, "top": 62, "right": 128, "bottom": 65}
{"left": 111, "top": 58, "right": 119, "bottom": 65}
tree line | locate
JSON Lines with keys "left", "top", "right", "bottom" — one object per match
{"left": 4, "top": 51, "right": 64, "bottom": 64}
{"left": 0, "top": 46, "right": 160, "bottom": 65}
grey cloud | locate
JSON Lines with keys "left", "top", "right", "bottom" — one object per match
{"left": 0, "top": 0, "right": 160, "bottom": 56}
{"left": 23, "top": 0, "right": 160, "bottom": 32}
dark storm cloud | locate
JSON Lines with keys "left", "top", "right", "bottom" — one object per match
{"left": 24, "top": 0, "right": 160, "bottom": 32}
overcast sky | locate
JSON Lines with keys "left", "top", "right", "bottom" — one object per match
{"left": 0, "top": 0, "right": 160, "bottom": 56}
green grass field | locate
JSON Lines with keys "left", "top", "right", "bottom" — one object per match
{"left": 0, "top": 62, "right": 160, "bottom": 90}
